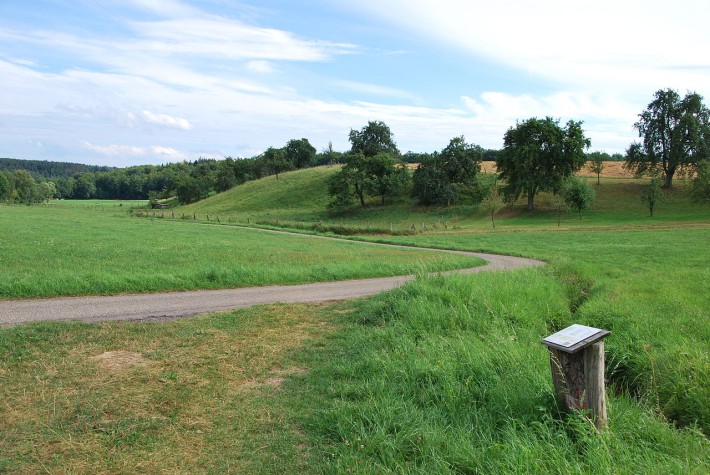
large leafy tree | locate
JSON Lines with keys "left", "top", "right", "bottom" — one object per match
{"left": 285, "top": 138, "right": 316, "bottom": 169}
{"left": 625, "top": 89, "right": 710, "bottom": 188}
{"left": 328, "top": 152, "right": 408, "bottom": 208}
{"left": 263, "top": 147, "right": 291, "bottom": 180}
{"left": 497, "top": 117, "right": 590, "bottom": 210}
{"left": 348, "top": 120, "right": 399, "bottom": 158}
{"left": 328, "top": 121, "right": 407, "bottom": 208}
{"left": 412, "top": 136, "right": 482, "bottom": 206}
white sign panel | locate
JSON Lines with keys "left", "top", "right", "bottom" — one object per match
{"left": 543, "top": 324, "right": 603, "bottom": 348}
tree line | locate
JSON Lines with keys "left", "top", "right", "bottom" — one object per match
{"left": 0, "top": 138, "right": 343, "bottom": 204}
{"left": 326, "top": 87, "right": 710, "bottom": 217}
{"left": 2, "top": 87, "right": 709, "bottom": 208}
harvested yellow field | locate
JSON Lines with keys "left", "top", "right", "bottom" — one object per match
{"left": 481, "top": 161, "right": 633, "bottom": 178}
{"left": 409, "top": 161, "right": 633, "bottom": 178}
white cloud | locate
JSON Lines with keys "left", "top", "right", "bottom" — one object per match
{"left": 82, "top": 142, "right": 147, "bottom": 156}
{"left": 82, "top": 142, "right": 187, "bottom": 161}
{"left": 246, "top": 60, "right": 276, "bottom": 73}
{"left": 141, "top": 110, "right": 192, "bottom": 130}
{"left": 349, "top": 0, "right": 710, "bottom": 96}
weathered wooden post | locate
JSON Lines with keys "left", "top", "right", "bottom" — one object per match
{"left": 542, "top": 324, "right": 610, "bottom": 429}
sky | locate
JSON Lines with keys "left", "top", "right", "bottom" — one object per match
{"left": 1, "top": 0, "right": 709, "bottom": 167}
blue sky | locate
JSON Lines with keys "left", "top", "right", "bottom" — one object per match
{"left": 1, "top": 0, "right": 709, "bottom": 167}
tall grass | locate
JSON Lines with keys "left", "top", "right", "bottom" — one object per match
{"left": 296, "top": 272, "right": 709, "bottom": 473}
{"left": 367, "top": 228, "right": 710, "bottom": 436}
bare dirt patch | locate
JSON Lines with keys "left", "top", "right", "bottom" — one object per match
{"left": 90, "top": 350, "right": 149, "bottom": 370}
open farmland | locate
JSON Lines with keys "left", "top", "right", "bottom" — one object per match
{"left": 1, "top": 167, "right": 709, "bottom": 473}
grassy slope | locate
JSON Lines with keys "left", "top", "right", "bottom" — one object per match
{"left": 0, "top": 205, "right": 481, "bottom": 299}
{"left": 177, "top": 166, "right": 710, "bottom": 233}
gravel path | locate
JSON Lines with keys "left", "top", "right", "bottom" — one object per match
{"left": 0, "top": 229, "right": 544, "bottom": 325}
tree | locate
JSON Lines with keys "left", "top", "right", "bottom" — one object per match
{"left": 497, "top": 117, "right": 590, "bottom": 210}
{"left": 13, "top": 170, "right": 40, "bottom": 203}
{"left": 550, "top": 194, "right": 567, "bottom": 227}
{"left": 641, "top": 176, "right": 664, "bottom": 216}
{"left": 285, "top": 138, "right": 316, "bottom": 169}
{"left": 328, "top": 152, "right": 408, "bottom": 208}
{"left": 38, "top": 181, "right": 56, "bottom": 202}
{"left": 587, "top": 152, "right": 606, "bottom": 184}
{"left": 481, "top": 181, "right": 504, "bottom": 228}
{"left": 364, "top": 153, "right": 410, "bottom": 206}
{"left": 411, "top": 136, "right": 482, "bottom": 206}
{"left": 348, "top": 120, "right": 399, "bottom": 158}
{"left": 263, "top": 147, "right": 291, "bottom": 180}
{"left": 561, "top": 177, "right": 595, "bottom": 219}
{"left": 175, "top": 175, "right": 209, "bottom": 204}
{"left": 216, "top": 157, "right": 237, "bottom": 192}
{"left": 691, "top": 160, "right": 710, "bottom": 203}
{"left": 317, "top": 141, "right": 343, "bottom": 166}
{"left": 0, "top": 172, "right": 9, "bottom": 200}
{"left": 73, "top": 173, "right": 97, "bottom": 199}
{"left": 624, "top": 89, "right": 710, "bottom": 188}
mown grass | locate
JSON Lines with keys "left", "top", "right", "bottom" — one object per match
{"left": 0, "top": 303, "right": 336, "bottom": 473}
{"left": 0, "top": 205, "right": 481, "bottom": 299}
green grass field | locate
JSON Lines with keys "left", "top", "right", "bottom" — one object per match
{"left": 1, "top": 170, "right": 709, "bottom": 473}
{"left": 0, "top": 205, "right": 481, "bottom": 299}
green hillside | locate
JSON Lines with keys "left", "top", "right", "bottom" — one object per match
{"left": 180, "top": 166, "right": 334, "bottom": 221}
{"left": 178, "top": 165, "right": 710, "bottom": 234}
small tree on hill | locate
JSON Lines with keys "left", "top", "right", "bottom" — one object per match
{"left": 263, "top": 147, "right": 291, "bottom": 180}
{"left": 348, "top": 120, "right": 400, "bottom": 158}
{"left": 587, "top": 152, "right": 605, "bottom": 185}
{"left": 481, "top": 181, "right": 504, "bottom": 228}
{"left": 285, "top": 138, "right": 317, "bottom": 169}
{"left": 641, "top": 176, "right": 665, "bottom": 217}
{"left": 550, "top": 194, "right": 567, "bottom": 227}
{"left": 561, "top": 177, "right": 595, "bottom": 219}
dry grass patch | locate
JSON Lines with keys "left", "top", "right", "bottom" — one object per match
{"left": 0, "top": 302, "right": 341, "bottom": 474}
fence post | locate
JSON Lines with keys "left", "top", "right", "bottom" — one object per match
{"left": 542, "top": 324, "right": 610, "bottom": 429}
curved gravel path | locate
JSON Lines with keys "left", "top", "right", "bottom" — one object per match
{"left": 0, "top": 229, "right": 544, "bottom": 325}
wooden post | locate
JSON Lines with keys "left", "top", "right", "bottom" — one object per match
{"left": 542, "top": 325, "right": 610, "bottom": 429}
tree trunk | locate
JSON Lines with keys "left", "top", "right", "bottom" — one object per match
{"left": 527, "top": 191, "right": 535, "bottom": 210}
{"left": 663, "top": 173, "right": 673, "bottom": 189}
{"left": 491, "top": 210, "right": 496, "bottom": 229}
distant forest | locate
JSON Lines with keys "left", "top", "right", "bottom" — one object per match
{"left": 0, "top": 157, "right": 114, "bottom": 178}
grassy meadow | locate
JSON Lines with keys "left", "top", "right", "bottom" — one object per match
{"left": 1, "top": 165, "right": 709, "bottom": 473}
{"left": 0, "top": 205, "right": 481, "bottom": 299}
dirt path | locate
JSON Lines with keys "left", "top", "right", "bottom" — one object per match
{"left": 0, "top": 229, "right": 544, "bottom": 325}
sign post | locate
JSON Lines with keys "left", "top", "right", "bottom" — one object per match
{"left": 541, "top": 324, "right": 610, "bottom": 429}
